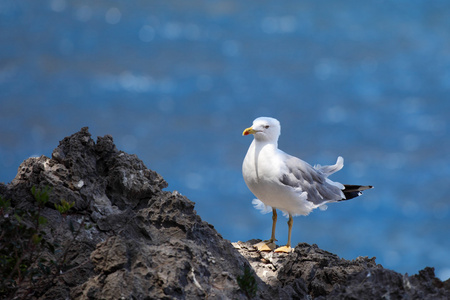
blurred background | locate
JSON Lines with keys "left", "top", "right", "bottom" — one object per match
{"left": 1, "top": 0, "right": 449, "bottom": 280}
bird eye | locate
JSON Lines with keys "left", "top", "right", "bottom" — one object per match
{"left": 264, "top": 125, "right": 270, "bottom": 129}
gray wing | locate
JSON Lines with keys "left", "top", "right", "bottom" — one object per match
{"left": 279, "top": 155, "right": 343, "bottom": 205}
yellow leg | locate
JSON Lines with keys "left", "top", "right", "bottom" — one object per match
{"left": 253, "top": 208, "right": 278, "bottom": 251}
{"left": 270, "top": 208, "right": 277, "bottom": 242}
{"left": 287, "top": 214, "right": 293, "bottom": 248}
{"left": 274, "top": 214, "right": 293, "bottom": 253}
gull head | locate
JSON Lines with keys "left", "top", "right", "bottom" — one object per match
{"left": 242, "top": 117, "right": 281, "bottom": 142}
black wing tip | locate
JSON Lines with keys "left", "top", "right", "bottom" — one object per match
{"left": 343, "top": 185, "right": 374, "bottom": 191}
{"left": 341, "top": 185, "right": 373, "bottom": 201}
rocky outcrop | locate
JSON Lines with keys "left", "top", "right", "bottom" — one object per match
{"left": 234, "top": 241, "right": 450, "bottom": 299}
{"left": 1, "top": 127, "right": 449, "bottom": 299}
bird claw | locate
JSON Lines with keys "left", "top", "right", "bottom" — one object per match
{"left": 253, "top": 240, "right": 276, "bottom": 252}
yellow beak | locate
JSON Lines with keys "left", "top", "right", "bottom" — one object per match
{"left": 242, "top": 126, "right": 256, "bottom": 136}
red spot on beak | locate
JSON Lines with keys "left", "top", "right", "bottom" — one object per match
{"left": 243, "top": 127, "right": 254, "bottom": 136}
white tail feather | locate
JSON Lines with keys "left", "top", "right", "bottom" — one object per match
{"left": 314, "top": 156, "right": 344, "bottom": 176}
{"left": 252, "top": 199, "right": 272, "bottom": 214}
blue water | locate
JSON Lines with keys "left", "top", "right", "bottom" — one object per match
{"left": 1, "top": 0, "right": 450, "bottom": 280}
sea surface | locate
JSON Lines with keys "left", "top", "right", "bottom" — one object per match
{"left": 1, "top": 0, "right": 450, "bottom": 280}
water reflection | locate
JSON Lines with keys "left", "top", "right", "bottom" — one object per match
{"left": 105, "top": 7, "right": 121, "bottom": 25}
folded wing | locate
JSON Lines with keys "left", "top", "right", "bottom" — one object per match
{"left": 279, "top": 156, "right": 345, "bottom": 205}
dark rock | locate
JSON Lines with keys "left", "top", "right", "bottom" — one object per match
{"left": 2, "top": 127, "right": 251, "bottom": 300}
{"left": 1, "top": 127, "right": 449, "bottom": 299}
{"left": 234, "top": 240, "right": 450, "bottom": 299}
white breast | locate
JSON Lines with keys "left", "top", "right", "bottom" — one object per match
{"left": 242, "top": 141, "right": 315, "bottom": 216}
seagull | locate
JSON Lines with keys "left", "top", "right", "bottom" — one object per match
{"left": 242, "top": 117, "right": 373, "bottom": 253}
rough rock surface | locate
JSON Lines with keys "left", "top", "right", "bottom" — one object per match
{"left": 234, "top": 241, "right": 450, "bottom": 299}
{"left": 1, "top": 127, "right": 449, "bottom": 299}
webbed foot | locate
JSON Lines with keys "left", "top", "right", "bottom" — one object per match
{"left": 253, "top": 240, "right": 276, "bottom": 252}
{"left": 274, "top": 245, "right": 293, "bottom": 253}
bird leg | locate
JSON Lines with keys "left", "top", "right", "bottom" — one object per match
{"left": 274, "top": 214, "right": 293, "bottom": 253}
{"left": 253, "top": 208, "right": 277, "bottom": 251}
{"left": 270, "top": 208, "right": 277, "bottom": 242}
